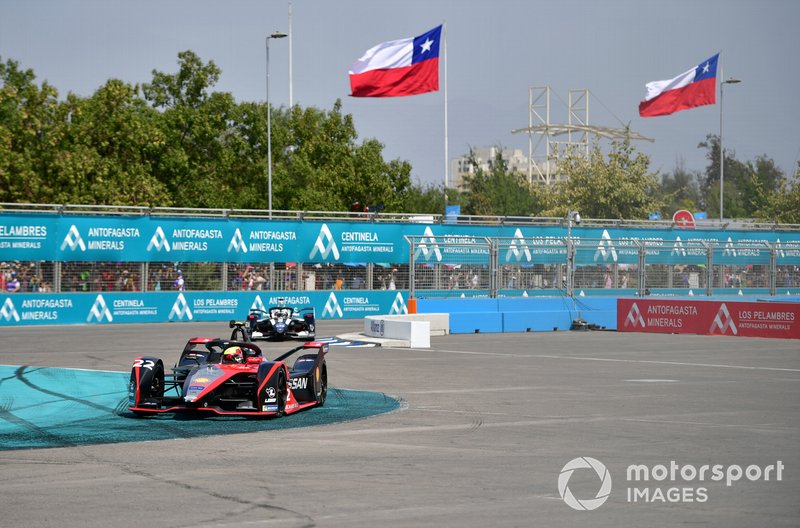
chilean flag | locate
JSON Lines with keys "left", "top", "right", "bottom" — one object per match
{"left": 639, "top": 53, "right": 719, "bottom": 117}
{"left": 349, "top": 25, "right": 441, "bottom": 97}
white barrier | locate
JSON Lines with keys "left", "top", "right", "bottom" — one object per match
{"left": 395, "top": 313, "right": 449, "bottom": 336}
{"left": 364, "top": 315, "right": 438, "bottom": 348}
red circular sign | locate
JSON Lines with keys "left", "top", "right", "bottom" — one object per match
{"left": 672, "top": 210, "right": 695, "bottom": 229}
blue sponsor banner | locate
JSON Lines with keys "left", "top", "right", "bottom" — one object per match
{"left": 228, "top": 219, "right": 302, "bottom": 262}
{"left": 2, "top": 213, "right": 800, "bottom": 265}
{"left": 0, "top": 290, "right": 409, "bottom": 326}
{"left": 302, "top": 222, "right": 407, "bottom": 263}
{"left": 0, "top": 214, "right": 54, "bottom": 261}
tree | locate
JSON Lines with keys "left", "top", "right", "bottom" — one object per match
{"left": 460, "top": 146, "right": 539, "bottom": 216}
{"left": 143, "top": 51, "right": 244, "bottom": 208}
{"left": 401, "top": 182, "right": 457, "bottom": 215}
{"left": 50, "top": 80, "right": 171, "bottom": 205}
{"left": 698, "top": 134, "right": 755, "bottom": 218}
{"left": 540, "top": 138, "right": 661, "bottom": 219}
{"left": 270, "top": 100, "right": 413, "bottom": 213}
{"left": 658, "top": 159, "right": 703, "bottom": 216}
{"left": 752, "top": 161, "right": 800, "bottom": 223}
{"left": 142, "top": 50, "right": 221, "bottom": 110}
{"left": 0, "top": 57, "right": 60, "bottom": 203}
{"left": 698, "top": 135, "right": 790, "bottom": 219}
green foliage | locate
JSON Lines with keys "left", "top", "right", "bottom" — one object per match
{"left": 0, "top": 53, "right": 794, "bottom": 224}
{"left": 0, "top": 58, "right": 60, "bottom": 203}
{"left": 271, "top": 101, "right": 412, "bottom": 213}
{"left": 402, "top": 183, "right": 449, "bottom": 214}
{"left": 53, "top": 81, "right": 172, "bottom": 205}
{"left": 751, "top": 161, "right": 800, "bottom": 223}
{"left": 657, "top": 160, "right": 702, "bottom": 216}
{"left": 142, "top": 51, "right": 221, "bottom": 110}
{"left": 698, "top": 134, "right": 793, "bottom": 219}
{"left": 460, "top": 147, "right": 539, "bottom": 216}
{"left": 540, "top": 139, "right": 662, "bottom": 219}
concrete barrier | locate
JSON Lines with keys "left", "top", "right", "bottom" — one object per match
{"left": 418, "top": 297, "right": 618, "bottom": 334}
{"left": 450, "top": 312, "right": 504, "bottom": 334}
{"left": 390, "top": 313, "right": 449, "bottom": 336}
{"left": 364, "top": 315, "right": 432, "bottom": 348}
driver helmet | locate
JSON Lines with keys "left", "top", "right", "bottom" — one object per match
{"left": 223, "top": 346, "right": 244, "bottom": 363}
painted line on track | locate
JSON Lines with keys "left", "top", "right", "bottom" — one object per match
{"left": 431, "top": 348, "right": 800, "bottom": 373}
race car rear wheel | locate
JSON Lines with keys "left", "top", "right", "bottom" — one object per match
{"left": 315, "top": 363, "right": 327, "bottom": 407}
{"left": 275, "top": 371, "right": 287, "bottom": 418}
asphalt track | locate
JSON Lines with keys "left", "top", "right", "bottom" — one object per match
{"left": 1, "top": 320, "right": 798, "bottom": 527}
{"left": 0, "top": 365, "right": 398, "bottom": 450}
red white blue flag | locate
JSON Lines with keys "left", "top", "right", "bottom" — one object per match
{"left": 639, "top": 53, "right": 719, "bottom": 117}
{"left": 349, "top": 25, "right": 442, "bottom": 97}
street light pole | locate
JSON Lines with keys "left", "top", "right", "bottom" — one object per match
{"left": 288, "top": 2, "right": 293, "bottom": 108}
{"left": 719, "top": 77, "right": 741, "bottom": 222}
{"left": 267, "top": 31, "right": 288, "bottom": 219}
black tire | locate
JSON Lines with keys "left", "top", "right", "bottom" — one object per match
{"left": 130, "top": 361, "right": 164, "bottom": 416}
{"left": 275, "top": 371, "right": 287, "bottom": 417}
{"left": 315, "top": 363, "right": 327, "bottom": 407}
{"left": 230, "top": 325, "right": 249, "bottom": 342}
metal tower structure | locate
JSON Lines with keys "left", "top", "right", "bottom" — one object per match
{"left": 512, "top": 86, "right": 653, "bottom": 185}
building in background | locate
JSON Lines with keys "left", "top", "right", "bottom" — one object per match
{"left": 450, "top": 147, "right": 545, "bottom": 191}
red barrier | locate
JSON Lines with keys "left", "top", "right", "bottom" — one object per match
{"left": 618, "top": 299, "right": 800, "bottom": 339}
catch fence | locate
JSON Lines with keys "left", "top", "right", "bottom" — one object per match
{"left": 3, "top": 239, "right": 796, "bottom": 299}
{"left": 2, "top": 203, "right": 799, "bottom": 299}
{"left": 405, "top": 237, "right": 798, "bottom": 298}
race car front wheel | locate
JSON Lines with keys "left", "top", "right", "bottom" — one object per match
{"left": 130, "top": 360, "right": 164, "bottom": 416}
{"left": 229, "top": 324, "right": 250, "bottom": 342}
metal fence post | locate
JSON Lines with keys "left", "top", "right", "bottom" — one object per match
{"left": 366, "top": 262, "right": 374, "bottom": 290}
{"left": 405, "top": 236, "right": 416, "bottom": 299}
{"left": 705, "top": 242, "right": 714, "bottom": 296}
{"left": 296, "top": 263, "right": 303, "bottom": 290}
{"left": 54, "top": 261, "right": 61, "bottom": 293}
{"left": 768, "top": 242, "right": 777, "bottom": 296}
{"left": 637, "top": 240, "right": 646, "bottom": 296}
{"left": 488, "top": 237, "right": 498, "bottom": 298}
{"left": 565, "top": 237, "right": 574, "bottom": 297}
{"left": 269, "top": 263, "right": 275, "bottom": 292}
{"left": 141, "top": 262, "right": 149, "bottom": 292}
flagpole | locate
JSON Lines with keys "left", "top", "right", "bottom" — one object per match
{"left": 443, "top": 21, "right": 449, "bottom": 214}
{"left": 719, "top": 50, "right": 724, "bottom": 222}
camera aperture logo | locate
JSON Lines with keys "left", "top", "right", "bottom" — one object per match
{"left": 558, "top": 457, "right": 612, "bottom": 511}
{"left": 558, "top": 457, "right": 785, "bottom": 510}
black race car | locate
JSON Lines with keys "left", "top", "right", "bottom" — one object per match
{"left": 128, "top": 337, "right": 327, "bottom": 417}
{"left": 242, "top": 300, "right": 316, "bottom": 341}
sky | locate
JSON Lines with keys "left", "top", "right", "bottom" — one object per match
{"left": 1, "top": 0, "right": 799, "bottom": 189}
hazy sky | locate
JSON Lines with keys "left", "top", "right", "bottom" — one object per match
{"left": 1, "top": 0, "right": 798, "bottom": 188}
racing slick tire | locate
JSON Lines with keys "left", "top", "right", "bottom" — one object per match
{"left": 314, "top": 362, "right": 327, "bottom": 407}
{"left": 258, "top": 362, "right": 288, "bottom": 417}
{"left": 229, "top": 322, "right": 251, "bottom": 342}
{"left": 275, "top": 371, "right": 287, "bottom": 417}
{"left": 129, "top": 359, "right": 164, "bottom": 416}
